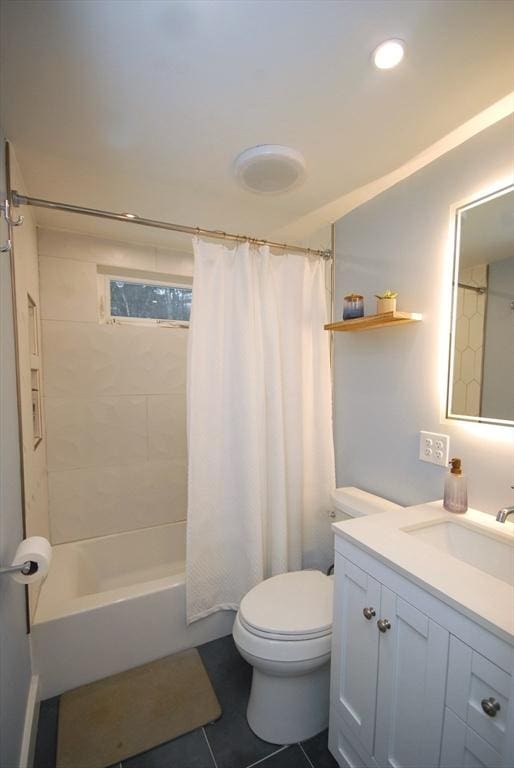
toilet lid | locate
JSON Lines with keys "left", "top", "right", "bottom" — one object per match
{"left": 239, "top": 570, "right": 333, "bottom": 640}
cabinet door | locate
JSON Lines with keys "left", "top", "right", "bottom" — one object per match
{"left": 374, "top": 587, "right": 449, "bottom": 768}
{"left": 331, "top": 555, "right": 381, "bottom": 755}
{"left": 440, "top": 708, "right": 503, "bottom": 768}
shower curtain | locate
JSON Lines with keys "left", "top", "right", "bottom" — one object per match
{"left": 186, "top": 238, "right": 335, "bottom": 623}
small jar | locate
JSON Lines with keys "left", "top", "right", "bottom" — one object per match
{"left": 343, "top": 293, "right": 364, "bottom": 320}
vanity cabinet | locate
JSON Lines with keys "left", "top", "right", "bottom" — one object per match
{"left": 329, "top": 544, "right": 514, "bottom": 768}
{"left": 331, "top": 556, "right": 448, "bottom": 768}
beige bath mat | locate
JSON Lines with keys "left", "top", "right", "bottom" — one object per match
{"left": 57, "top": 649, "right": 221, "bottom": 768}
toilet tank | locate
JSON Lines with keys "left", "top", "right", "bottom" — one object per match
{"left": 330, "top": 486, "right": 403, "bottom": 522}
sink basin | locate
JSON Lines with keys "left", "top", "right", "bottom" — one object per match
{"left": 404, "top": 520, "right": 514, "bottom": 586}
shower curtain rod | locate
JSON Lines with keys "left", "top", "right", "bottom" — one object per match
{"left": 11, "top": 191, "right": 333, "bottom": 259}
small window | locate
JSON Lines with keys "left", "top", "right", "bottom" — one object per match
{"left": 99, "top": 273, "right": 192, "bottom": 327}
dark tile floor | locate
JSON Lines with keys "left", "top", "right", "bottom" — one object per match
{"left": 34, "top": 634, "right": 338, "bottom": 768}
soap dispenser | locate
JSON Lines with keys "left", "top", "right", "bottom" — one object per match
{"left": 443, "top": 458, "right": 468, "bottom": 514}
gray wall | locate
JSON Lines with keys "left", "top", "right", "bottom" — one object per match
{"left": 334, "top": 115, "right": 514, "bottom": 516}
{"left": 482, "top": 255, "right": 514, "bottom": 421}
{"left": 0, "top": 137, "right": 32, "bottom": 768}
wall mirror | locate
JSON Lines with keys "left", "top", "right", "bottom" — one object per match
{"left": 447, "top": 184, "right": 514, "bottom": 425}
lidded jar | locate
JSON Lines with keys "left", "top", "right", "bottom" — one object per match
{"left": 343, "top": 294, "right": 364, "bottom": 320}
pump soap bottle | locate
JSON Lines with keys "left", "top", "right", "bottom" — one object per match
{"left": 443, "top": 458, "right": 468, "bottom": 514}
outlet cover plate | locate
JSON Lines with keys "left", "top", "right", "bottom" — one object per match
{"left": 419, "top": 431, "right": 450, "bottom": 467}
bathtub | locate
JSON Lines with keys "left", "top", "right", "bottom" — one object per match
{"left": 32, "top": 521, "right": 235, "bottom": 698}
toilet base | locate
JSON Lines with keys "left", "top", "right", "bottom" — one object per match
{"left": 246, "top": 661, "right": 330, "bottom": 744}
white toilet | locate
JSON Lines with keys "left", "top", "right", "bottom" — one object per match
{"left": 233, "top": 487, "right": 402, "bottom": 744}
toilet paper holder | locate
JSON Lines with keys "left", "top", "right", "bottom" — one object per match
{"left": 0, "top": 560, "right": 35, "bottom": 577}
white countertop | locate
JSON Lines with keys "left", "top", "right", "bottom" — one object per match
{"left": 333, "top": 501, "right": 514, "bottom": 644}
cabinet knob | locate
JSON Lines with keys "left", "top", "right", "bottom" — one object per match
{"left": 363, "top": 607, "right": 376, "bottom": 620}
{"left": 481, "top": 698, "right": 500, "bottom": 717}
{"left": 377, "top": 618, "right": 391, "bottom": 633}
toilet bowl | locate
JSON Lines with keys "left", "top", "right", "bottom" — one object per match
{"left": 233, "top": 569, "right": 333, "bottom": 744}
{"left": 233, "top": 488, "right": 403, "bottom": 745}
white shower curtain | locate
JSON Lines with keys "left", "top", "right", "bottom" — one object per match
{"left": 186, "top": 238, "right": 335, "bottom": 623}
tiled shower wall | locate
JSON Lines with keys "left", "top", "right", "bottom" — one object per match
{"left": 452, "top": 264, "right": 487, "bottom": 416}
{"left": 38, "top": 228, "right": 193, "bottom": 544}
{"left": 9, "top": 149, "right": 50, "bottom": 617}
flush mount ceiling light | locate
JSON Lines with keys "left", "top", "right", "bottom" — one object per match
{"left": 372, "top": 39, "right": 405, "bottom": 70}
{"left": 234, "top": 145, "right": 306, "bottom": 194}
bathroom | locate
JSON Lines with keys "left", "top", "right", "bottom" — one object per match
{"left": 0, "top": 1, "right": 513, "bottom": 767}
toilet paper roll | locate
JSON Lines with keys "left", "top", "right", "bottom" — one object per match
{"left": 11, "top": 536, "right": 52, "bottom": 584}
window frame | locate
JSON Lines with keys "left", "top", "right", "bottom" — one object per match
{"left": 98, "top": 272, "right": 192, "bottom": 328}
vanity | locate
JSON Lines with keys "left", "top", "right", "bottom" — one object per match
{"left": 329, "top": 502, "right": 514, "bottom": 768}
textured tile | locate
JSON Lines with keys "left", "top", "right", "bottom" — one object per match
{"left": 451, "top": 379, "right": 466, "bottom": 413}
{"left": 155, "top": 248, "right": 194, "bottom": 278}
{"left": 461, "top": 347, "right": 475, "bottom": 384}
{"left": 146, "top": 328, "right": 188, "bottom": 394}
{"left": 301, "top": 730, "right": 339, "bottom": 768}
{"left": 42, "top": 321, "right": 121, "bottom": 397}
{"left": 148, "top": 394, "right": 187, "bottom": 460}
{"left": 45, "top": 396, "right": 147, "bottom": 470}
{"left": 40, "top": 256, "right": 98, "bottom": 322}
{"left": 144, "top": 459, "right": 188, "bottom": 516}
{"left": 474, "top": 345, "right": 483, "bottom": 380}
{"left": 42, "top": 321, "right": 188, "bottom": 397}
{"left": 466, "top": 379, "right": 481, "bottom": 415}
{"left": 38, "top": 228, "right": 96, "bottom": 261}
{"left": 89, "top": 238, "right": 157, "bottom": 271}
{"left": 34, "top": 697, "right": 59, "bottom": 768}
{"left": 468, "top": 312, "right": 484, "bottom": 351}
{"left": 452, "top": 349, "right": 461, "bottom": 382}
{"left": 462, "top": 289, "right": 477, "bottom": 318}
{"left": 198, "top": 636, "right": 280, "bottom": 768}
{"left": 123, "top": 728, "right": 215, "bottom": 768}
{"left": 471, "top": 264, "right": 487, "bottom": 285}
{"left": 38, "top": 228, "right": 157, "bottom": 271}
{"left": 48, "top": 460, "right": 187, "bottom": 543}
{"left": 455, "top": 315, "right": 469, "bottom": 351}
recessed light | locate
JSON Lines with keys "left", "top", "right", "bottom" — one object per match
{"left": 234, "top": 145, "right": 306, "bottom": 194}
{"left": 373, "top": 39, "right": 405, "bottom": 70}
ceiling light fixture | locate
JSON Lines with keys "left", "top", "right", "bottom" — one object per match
{"left": 373, "top": 39, "right": 405, "bottom": 70}
{"left": 234, "top": 145, "right": 306, "bottom": 194}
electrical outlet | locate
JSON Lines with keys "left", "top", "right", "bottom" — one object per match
{"left": 419, "top": 431, "right": 450, "bottom": 467}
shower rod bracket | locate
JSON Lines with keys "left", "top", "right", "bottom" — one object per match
{"left": 2, "top": 198, "right": 24, "bottom": 226}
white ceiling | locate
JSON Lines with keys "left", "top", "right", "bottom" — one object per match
{"left": 1, "top": 0, "right": 513, "bottom": 251}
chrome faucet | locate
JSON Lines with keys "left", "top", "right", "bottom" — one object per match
{"left": 496, "top": 506, "right": 514, "bottom": 523}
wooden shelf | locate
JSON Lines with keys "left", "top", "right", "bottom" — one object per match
{"left": 324, "top": 311, "right": 422, "bottom": 332}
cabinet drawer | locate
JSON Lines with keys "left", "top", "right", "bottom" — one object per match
{"left": 446, "top": 636, "right": 512, "bottom": 754}
{"left": 440, "top": 708, "right": 502, "bottom": 768}
{"left": 329, "top": 706, "right": 377, "bottom": 768}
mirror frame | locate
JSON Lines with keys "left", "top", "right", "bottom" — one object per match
{"left": 446, "top": 182, "right": 514, "bottom": 427}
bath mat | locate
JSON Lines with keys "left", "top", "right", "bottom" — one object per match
{"left": 56, "top": 649, "right": 221, "bottom": 768}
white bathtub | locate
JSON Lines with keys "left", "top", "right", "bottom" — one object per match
{"left": 32, "top": 522, "right": 235, "bottom": 698}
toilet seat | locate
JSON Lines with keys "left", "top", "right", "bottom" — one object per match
{"left": 233, "top": 613, "right": 332, "bottom": 663}
{"left": 238, "top": 613, "right": 331, "bottom": 641}
{"left": 239, "top": 570, "right": 333, "bottom": 641}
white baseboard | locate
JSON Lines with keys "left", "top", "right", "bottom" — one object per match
{"left": 19, "top": 675, "right": 39, "bottom": 768}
